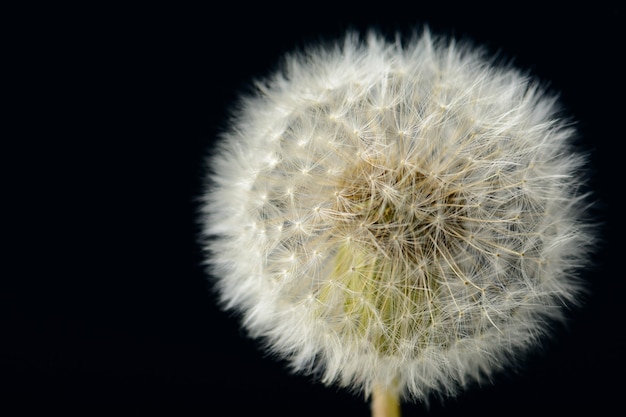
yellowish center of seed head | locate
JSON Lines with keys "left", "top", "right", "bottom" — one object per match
{"left": 316, "top": 157, "right": 466, "bottom": 355}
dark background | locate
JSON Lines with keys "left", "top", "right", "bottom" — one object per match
{"left": 4, "top": 2, "right": 621, "bottom": 415}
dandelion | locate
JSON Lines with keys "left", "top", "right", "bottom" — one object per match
{"left": 200, "top": 29, "right": 594, "bottom": 416}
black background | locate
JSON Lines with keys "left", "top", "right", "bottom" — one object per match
{"left": 4, "top": 2, "right": 622, "bottom": 415}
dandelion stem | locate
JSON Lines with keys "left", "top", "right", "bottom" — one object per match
{"left": 371, "top": 386, "right": 401, "bottom": 417}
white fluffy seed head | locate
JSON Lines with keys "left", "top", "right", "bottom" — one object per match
{"left": 200, "top": 29, "right": 595, "bottom": 403}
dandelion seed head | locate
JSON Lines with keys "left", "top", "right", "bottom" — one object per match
{"left": 201, "top": 29, "right": 594, "bottom": 403}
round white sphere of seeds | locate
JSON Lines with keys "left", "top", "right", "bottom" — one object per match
{"left": 201, "top": 29, "right": 594, "bottom": 406}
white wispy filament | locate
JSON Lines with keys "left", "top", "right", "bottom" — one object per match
{"left": 201, "top": 30, "right": 593, "bottom": 404}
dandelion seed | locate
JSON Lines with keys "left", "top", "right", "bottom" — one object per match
{"left": 200, "top": 28, "right": 595, "bottom": 416}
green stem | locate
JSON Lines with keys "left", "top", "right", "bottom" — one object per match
{"left": 371, "top": 386, "right": 401, "bottom": 417}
